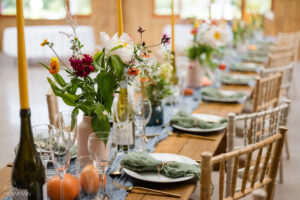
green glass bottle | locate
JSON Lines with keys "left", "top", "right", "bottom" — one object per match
{"left": 12, "top": 109, "right": 45, "bottom": 200}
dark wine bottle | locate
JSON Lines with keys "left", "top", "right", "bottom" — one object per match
{"left": 12, "top": 109, "right": 45, "bottom": 200}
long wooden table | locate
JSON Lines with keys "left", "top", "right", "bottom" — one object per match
{"left": 0, "top": 80, "right": 254, "bottom": 200}
{"left": 126, "top": 84, "right": 254, "bottom": 200}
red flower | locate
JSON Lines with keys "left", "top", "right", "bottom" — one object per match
{"left": 69, "top": 54, "right": 95, "bottom": 77}
{"left": 190, "top": 28, "right": 198, "bottom": 35}
{"left": 128, "top": 67, "right": 139, "bottom": 76}
{"left": 218, "top": 63, "right": 226, "bottom": 71}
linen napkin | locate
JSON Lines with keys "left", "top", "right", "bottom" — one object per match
{"left": 221, "top": 74, "right": 254, "bottom": 84}
{"left": 170, "top": 111, "right": 227, "bottom": 129}
{"left": 229, "top": 63, "right": 262, "bottom": 72}
{"left": 201, "top": 87, "right": 245, "bottom": 99}
{"left": 121, "top": 151, "right": 201, "bottom": 179}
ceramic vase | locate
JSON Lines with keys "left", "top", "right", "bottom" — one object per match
{"left": 186, "top": 59, "right": 202, "bottom": 88}
{"left": 77, "top": 116, "right": 93, "bottom": 158}
{"left": 148, "top": 102, "right": 164, "bottom": 126}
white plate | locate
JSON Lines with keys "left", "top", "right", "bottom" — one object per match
{"left": 123, "top": 153, "right": 197, "bottom": 183}
{"left": 201, "top": 90, "right": 247, "bottom": 103}
{"left": 171, "top": 113, "right": 226, "bottom": 133}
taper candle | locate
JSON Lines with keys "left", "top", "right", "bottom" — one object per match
{"left": 171, "top": 0, "right": 175, "bottom": 52}
{"left": 117, "top": 0, "right": 124, "bottom": 37}
{"left": 16, "top": 0, "right": 29, "bottom": 109}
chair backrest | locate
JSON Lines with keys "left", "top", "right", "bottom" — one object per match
{"left": 260, "top": 63, "right": 295, "bottom": 100}
{"left": 225, "top": 101, "right": 290, "bottom": 197}
{"left": 252, "top": 73, "right": 282, "bottom": 112}
{"left": 200, "top": 127, "right": 287, "bottom": 200}
{"left": 265, "top": 50, "right": 295, "bottom": 68}
{"left": 276, "top": 31, "right": 300, "bottom": 62}
{"left": 46, "top": 89, "right": 59, "bottom": 127}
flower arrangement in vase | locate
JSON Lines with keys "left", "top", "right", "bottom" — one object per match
{"left": 185, "top": 19, "right": 232, "bottom": 88}
{"left": 39, "top": 9, "right": 171, "bottom": 156}
{"left": 145, "top": 61, "right": 173, "bottom": 126}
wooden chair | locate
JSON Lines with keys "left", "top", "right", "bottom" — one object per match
{"left": 265, "top": 50, "right": 295, "bottom": 69}
{"left": 252, "top": 73, "right": 282, "bottom": 112}
{"left": 46, "top": 89, "right": 59, "bottom": 127}
{"left": 252, "top": 189, "right": 266, "bottom": 200}
{"left": 276, "top": 31, "right": 300, "bottom": 62}
{"left": 260, "top": 63, "right": 295, "bottom": 101}
{"left": 200, "top": 127, "right": 287, "bottom": 200}
{"left": 227, "top": 101, "right": 290, "bottom": 189}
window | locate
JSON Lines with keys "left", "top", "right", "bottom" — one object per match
{"left": 153, "top": 0, "right": 272, "bottom": 20}
{"left": 0, "top": 0, "right": 92, "bottom": 19}
{"left": 153, "top": 0, "right": 180, "bottom": 16}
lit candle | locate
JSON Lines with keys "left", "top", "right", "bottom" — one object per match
{"left": 16, "top": 0, "right": 29, "bottom": 109}
{"left": 171, "top": 0, "right": 175, "bottom": 52}
{"left": 117, "top": 0, "right": 124, "bottom": 37}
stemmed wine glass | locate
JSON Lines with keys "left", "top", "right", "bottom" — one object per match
{"left": 113, "top": 96, "right": 130, "bottom": 153}
{"left": 132, "top": 97, "right": 152, "bottom": 151}
{"left": 88, "top": 132, "right": 114, "bottom": 199}
{"left": 48, "top": 110, "right": 77, "bottom": 199}
{"left": 32, "top": 124, "right": 57, "bottom": 200}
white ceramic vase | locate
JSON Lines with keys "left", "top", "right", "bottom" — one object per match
{"left": 186, "top": 59, "right": 202, "bottom": 88}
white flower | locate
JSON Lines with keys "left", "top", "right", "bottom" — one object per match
{"left": 159, "top": 62, "right": 173, "bottom": 82}
{"left": 264, "top": 11, "right": 274, "bottom": 21}
{"left": 204, "top": 26, "right": 231, "bottom": 48}
{"left": 98, "top": 32, "right": 135, "bottom": 64}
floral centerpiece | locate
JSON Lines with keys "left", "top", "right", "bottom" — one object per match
{"left": 39, "top": 9, "right": 170, "bottom": 154}
{"left": 145, "top": 59, "right": 173, "bottom": 126}
{"left": 185, "top": 19, "right": 232, "bottom": 88}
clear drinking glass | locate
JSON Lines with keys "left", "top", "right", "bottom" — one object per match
{"left": 49, "top": 110, "right": 77, "bottom": 199}
{"left": 76, "top": 155, "right": 99, "bottom": 199}
{"left": 133, "top": 98, "right": 152, "bottom": 151}
{"left": 88, "top": 132, "right": 114, "bottom": 199}
{"left": 32, "top": 124, "right": 57, "bottom": 200}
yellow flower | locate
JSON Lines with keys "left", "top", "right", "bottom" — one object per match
{"left": 40, "top": 39, "right": 48, "bottom": 47}
{"left": 214, "top": 32, "right": 221, "bottom": 40}
{"left": 159, "top": 63, "right": 173, "bottom": 82}
{"left": 194, "top": 21, "right": 199, "bottom": 28}
{"left": 49, "top": 57, "right": 59, "bottom": 74}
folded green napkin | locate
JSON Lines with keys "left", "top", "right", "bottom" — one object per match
{"left": 242, "top": 54, "right": 268, "bottom": 63}
{"left": 229, "top": 63, "right": 262, "bottom": 72}
{"left": 170, "top": 111, "right": 227, "bottom": 129}
{"left": 221, "top": 74, "right": 254, "bottom": 84}
{"left": 201, "top": 87, "right": 245, "bottom": 99}
{"left": 121, "top": 151, "right": 201, "bottom": 179}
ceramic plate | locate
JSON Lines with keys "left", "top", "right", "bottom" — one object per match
{"left": 201, "top": 90, "right": 247, "bottom": 103}
{"left": 123, "top": 153, "right": 197, "bottom": 183}
{"left": 171, "top": 113, "right": 226, "bottom": 133}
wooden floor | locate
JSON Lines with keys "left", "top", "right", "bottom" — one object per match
{"left": 0, "top": 53, "right": 299, "bottom": 199}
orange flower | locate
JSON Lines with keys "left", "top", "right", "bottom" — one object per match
{"left": 141, "top": 53, "right": 150, "bottom": 58}
{"left": 211, "top": 20, "right": 217, "bottom": 26}
{"left": 40, "top": 39, "right": 48, "bottom": 47}
{"left": 49, "top": 57, "right": 59, "bottom": 74}
{"left": 190, "top": 28, "right": 198, "bottom": 35}
{"left": 140, "top": 77, "right": 148, "bottom": 82}
{"left": 127, "top": 67, "right": 139, "bottom": 76}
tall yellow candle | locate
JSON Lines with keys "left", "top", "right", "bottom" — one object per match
{"left": 16, "top": 0, "right": 29, "bottom": 109}
{"left": 171, "top": 0, "right": 175, "bottom": 52}
{"left": 117, "top": 0, "right": 124, "bottom": 37}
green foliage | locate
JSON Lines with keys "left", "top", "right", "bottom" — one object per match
{"left": 145, "top": 76, "right": 172, "bottom": 106}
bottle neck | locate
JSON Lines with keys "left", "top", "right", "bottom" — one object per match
{"left": 19, "top": 109, "right": 34, "bottom": 144}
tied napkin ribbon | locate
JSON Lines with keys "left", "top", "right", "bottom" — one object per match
{"left": 157, "top": 161, "right": 174, "bottom": 177}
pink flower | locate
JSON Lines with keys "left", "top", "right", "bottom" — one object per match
{"left": 69, "top": 54, "right": 95, "bottom": 77}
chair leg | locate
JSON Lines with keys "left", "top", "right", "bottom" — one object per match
{"left": 279, "top": 159, "right": 283, "bottom": 184}
{"left": 285, "top": 135, "right": 291, "bottom": 160}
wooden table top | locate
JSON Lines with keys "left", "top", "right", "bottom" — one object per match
{"left": 0, "top": 78, "right": 254, "bottom": 200}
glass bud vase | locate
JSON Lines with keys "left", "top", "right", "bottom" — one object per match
{"left": 147, "top": 102, "right": 164, "bottom": 126}
{"left": 112, "top": 87, "right": 135, "bottom": 152}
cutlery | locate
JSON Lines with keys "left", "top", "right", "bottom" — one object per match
{"left": 136, "top": 134, "right": 159, "bottom": 138}
{"left": 110, "top": 167, "right": 122, "bottom": 176}
{"left": 112, "top": 181, "right": 181, "bottom": 198}
{"left": 168, "top": 131, "right": 215, "bottom": 141}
